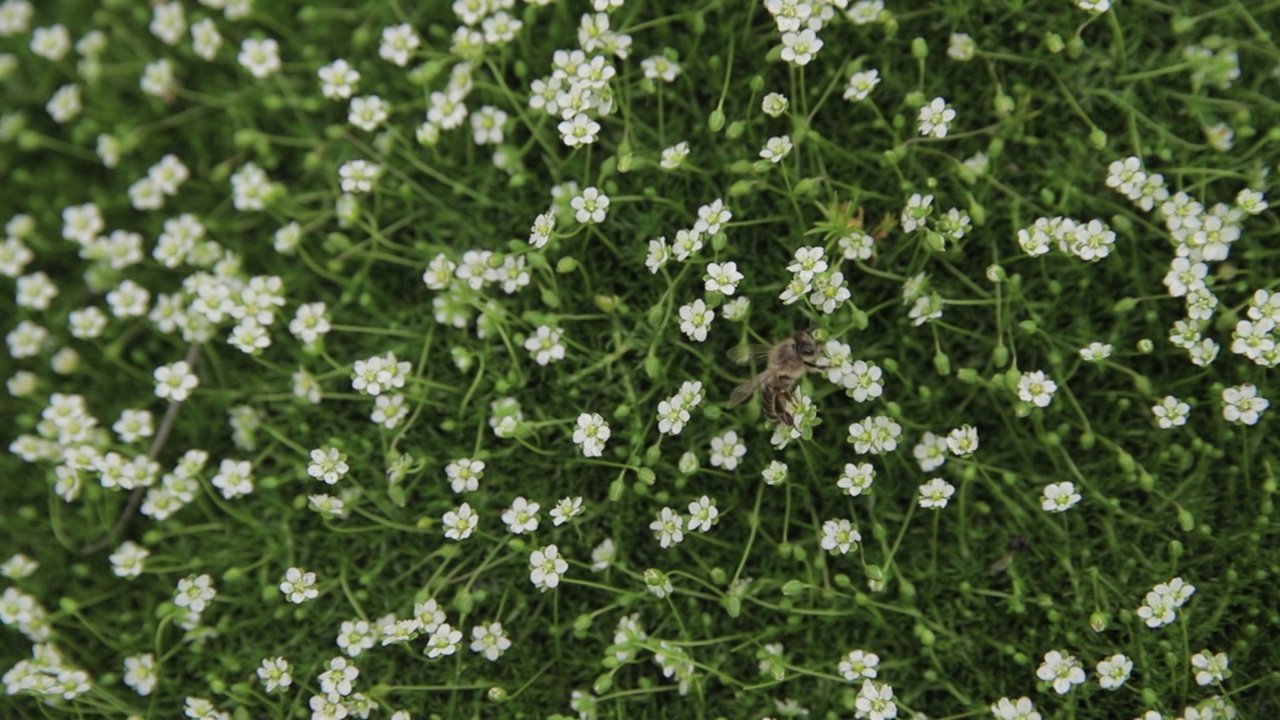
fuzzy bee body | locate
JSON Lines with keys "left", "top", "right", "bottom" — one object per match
{"left": 727, "top": 330, "right": 823, "bottom": 427}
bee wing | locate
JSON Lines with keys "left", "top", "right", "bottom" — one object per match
{"left": 727, "top": 343, "right": 773, "bottom": 365}
{"left": 727, "top": 373, "right": 769, "bottom": 407}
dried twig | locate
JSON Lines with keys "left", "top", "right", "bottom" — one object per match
{"left": 81, "top": 344, "right": 200, "bottom": 554}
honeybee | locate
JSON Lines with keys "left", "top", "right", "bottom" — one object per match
{"left": 727, "top": 330, "right": 824, "bottom": 427}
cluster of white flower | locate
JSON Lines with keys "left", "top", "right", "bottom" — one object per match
{"left": 847, "top": 415, "right": 903, "bottom": 455}
{"left": 649, "top": 496, "right": 718, "bottom": 547}
{"left": 1136, "top": 576, "right": 1196, "bottom": 628}
{"left": 822, "top": 340, "right": 885, "bottom": 402}
{"left": 763, "top": 0, "right": 836, "bottom": 68}
{"left": 649, "top": 196, "right": 733, "bottom": 278}
{"left": 1107, "top": 156, "right": 1271, "bottom": 371}
{"left": 777, "top": 245, "right": 851, "bottom": 316}
{"left": 0, "top": 641, "right": 92, "bottom": 701}
{"left": 421, "top": 245, "right": 531, "bottom": 328}
{"left": 1015, "top": 215, "right": 1118, "bottom": 261}
{"left": 523, "top": 11, "right": 629, "bottom": 149}
{"left": 656, "top": 380, "right": 705, "bottom": 436}
{"left": 127, "top": 154, "right": 191, "bottom": 211}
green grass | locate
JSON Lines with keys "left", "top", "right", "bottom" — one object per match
{"left": 2, "top": 0, "right": 1280, "bottom": 718}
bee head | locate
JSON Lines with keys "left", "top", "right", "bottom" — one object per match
{"left": 794, "top": 331, "right": 819, "bottom": 359}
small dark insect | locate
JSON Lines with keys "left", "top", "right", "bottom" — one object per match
{"left": 726, "top": 330, "right": 824, "bottom": 427}
{"left": 988, "top": 536, "right": 1030, "bottom": 576}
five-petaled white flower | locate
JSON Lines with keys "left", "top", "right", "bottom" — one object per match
{"left": 1017, "top": 371, "right": 1058, "bottom": 408}
{"left": 529, "top": 544, "right": 568, "bottom": 591}
{"left": 1036, "top": 650, "right": 1086, "bottom": 694}
{"left": 1222, "top": 383, "right": 1269, "bottom": 425}
{"left": 678, "top": 299, "right": 715, "bottom": 342}
{"left": 918, "top": 478, "right": 955, "bottom": 509}
{"left": 279, "top": 567, "right": 319, "bottom": 604}
{"left": 1041, "top": 481, "right": 1081, "bottom": 512}
{"left": 917, "top": 97, "right": 956, "bottom": 138}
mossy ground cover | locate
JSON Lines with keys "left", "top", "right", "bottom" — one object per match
{"left": 2, "top": 0, "right": 1279, "bottom": 718}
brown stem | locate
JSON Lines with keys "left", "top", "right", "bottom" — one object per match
{"left": 81, "top": 344, "right": 201, "bottom": 554}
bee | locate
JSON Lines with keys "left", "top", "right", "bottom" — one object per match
{"left": 726, "top": 330, "right": 824, "bottom": 427}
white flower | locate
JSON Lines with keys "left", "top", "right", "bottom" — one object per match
{"left": 1079, "top": 342, "right": 1113, "bottom": 361}
{"left": 1190, "top": 650, "right": 1229, "bottom": 686}
{"left": 444, "top": 458, "right": 483, "bottom": 494}
{"left": 917, "top": 478, "right": 955, "bottom": 509}
{"left": 760, "top": 135, "right": 793, "bottom": 163}
{"left": 946, "top": 424, "right": 978, "bottom": 456}
{"left": 529, "top": 545, "right": 567, "bottom": 591}
{"left": 46, "top": 84, "right": 81, "bottom": 123}
{"left": 1236, "top": 188, "right": 1268, "bottom": 215}
{"left": 989, "top": 696, "right": 1041, "bottom": 720}
{"left": 305, "top": 447, "right": 348, "bottom": 485}
{"left": 641, "top": 54, "right": 681, "bottom": 82}
{"left": 844, "top": 360, "right": 883, "bottom": 402}
{"left": 1075, "top": 0, "right": 1111, "bottom": 13}
{"left": 549, "top": 496, "right": 583, "bottom": 526}
{"left": 678, "top": 299, "right": 715, "bottom": 341}
{"left": 820, "top": 518, "right": 861, "bottom": 555}
{"left": 854, "top": 679, "right": 897, "bottom": 720}
{"left": 901, "top": 193, "right": 934, "bottom": 233}
{"left": 524, "top": 325, "right": 566, "bottom": 365}
{"left": 786, "top": 246, "right": 827, "bottom": 281}
{"left": 687, "top": 496, "right": 718, "bottom": 532}
{"left": 704, "top": 262, "right": 744, "bottom": 295}
{"left": 1016, "top": 371, "right": 1058, "bottom": 408}
{"left": 1222, "top": 383, "right": 1268, "bottom": 425}
{"left": 501, "top": 496, "right": 541, "bottom": 534}
{"left": 211, "top": 458, "right": 253, "bottom": 499}
{"left": 1096, "top": 654, "right": 1132, "bottom": 690}
{"left": 573, "top": 412, "right": 611, "bottom": 457}
{"left": 838, "top": 649, "right": 879, "bottom": 681}
{"left": 917, "top": 97, "right": 956, "bottom": 138}
{"left": 279, "top": 567, "right": 319, "bottom": 603}
{"left": 348, "top": 95, "right": 389, "bottom": 132}
{"left": 379, "top": 24, "right": 420, "bottom": 66}
{"left": 846, "top": 0, "right": 884, "bottom": 24}
{"left": 238, "top": 37, "right": 281, "bottom": 78}
{"left": 1036, "top": 650, "right": 1086, "bottom": 694}
{"left": 371, "top": 392, "right": 404, "bottom": 425}
{"left": 761, "top": 92, "right": 788, "bottom": 117}
{"left": 780, "top": 28, "right": 823, "bottom": 66}
{"left": 837, "top": 462, "right": 875, "bottom": 497}
{"left": 948, "top": 32, "right": 976, "bottom": 61}
{"left": 844, "top": 69, "right": 880, "bottom": 101}
{"left": 318, "top": 58, "right": 360, "bottom": 100}
{"left": 708, "top": 429, "right": 746, "bottom": 470}
{"left": 650, "top": 507, "right": 685, "bottom": 547}
{"left": 570, "top": 186, "right": 610, "bottom": 224}
{"left": 660, "top": 141, "right": 689, "bottom": 170}
{"left": 1041, "top": 482, "right": 1081, "bottom": 512}
{"left": 1152, "top": 396, "right": 1190, "bottom": 429}
{"left": 696, "top": 199, "right": 732, "bottom": 236}
{"left": 257, "top": 657, "right": 292, "bottom": 693}
{"left": 338, "top": 159, "right": 380, "bottom": 193}
{"left": 913, "top": 431, "right": 948, "bottom": 472}
{"left": 173, "top": 573, "right": 216, "bottom": 614}
{"left": 190, "top": 17, "right": 222, "bottom": 60}
{"left": 154, "top": 360, "right": 198, "bottom": 401}
{"left": 470, "top": 622, "right": 512, "bottom": 661}
{"left": 30, "top": 24, "right": 71, "bottom": 61}
{"left": 109, "top": 541, "right": 150, "bottom": 578}
{"left": 470, "top": 105, "right": 507, "bottom": 145}
{"left": 123, "top": 653, "right": 158, "bottom": 696}
{"left": 442, "top": 502, "right": 478, "bottom": 540}
{"left": 558, "top": 112, "right": 601, "bottom": 147}
{"left": 1070, "top": 219, "right": 1116, "bottom": 261}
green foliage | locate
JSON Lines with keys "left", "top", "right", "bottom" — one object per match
{"left": 2, "top": 0, "right": 1279, "bottom": 718}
